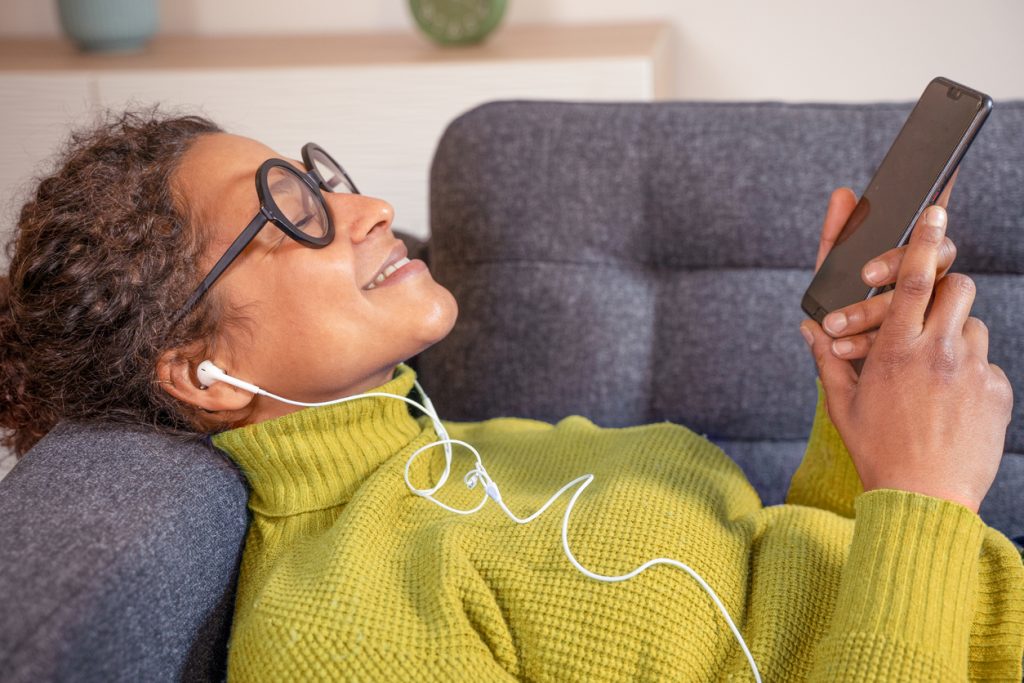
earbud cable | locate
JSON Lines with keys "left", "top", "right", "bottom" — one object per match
{"left": 254, "top": 382, "right": 761, "bottom": 682}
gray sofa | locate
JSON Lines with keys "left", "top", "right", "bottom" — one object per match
{"left": 1, "top": 99, "right": 1021, "bottom": 682}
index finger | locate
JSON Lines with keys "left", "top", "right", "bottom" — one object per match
{"left": 879, "top": 204, "right": 948, "bottom": 341}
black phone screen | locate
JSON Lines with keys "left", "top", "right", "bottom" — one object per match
{"left": 802, "top": 78, "right": 991, "bottom": 323}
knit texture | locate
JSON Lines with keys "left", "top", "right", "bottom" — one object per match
{"left": 213, "top": 366, "right": 1024, "bottom": 681}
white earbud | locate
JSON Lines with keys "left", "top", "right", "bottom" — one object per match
{"left": 197, "top": 360, "right": 262, "bottom": 395}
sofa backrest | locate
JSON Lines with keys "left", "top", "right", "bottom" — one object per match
{"left": 418, "top": 99, "right": 1024, "bottom": 538}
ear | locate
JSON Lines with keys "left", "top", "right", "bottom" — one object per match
{"left": 155, "top": 345, "right": 255, "bottom": 413}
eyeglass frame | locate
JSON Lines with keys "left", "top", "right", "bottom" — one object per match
{"left": 171, "top": 142, "right": 359, "bottom": 327}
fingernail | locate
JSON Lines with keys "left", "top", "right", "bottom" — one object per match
{"left": 832, "top": 339, "right": 854, "bottom": 355}
{"left": 925, "top": 205, "right": 947, "bottom": 229}
{"left": 824, "top": 312, "right": 847, "bottom": 334}
{"left": 800, "top": 325, "right": 814, "bottom": 347}
{"left": 864, "top": 260, "right": 888, "bottom": 283}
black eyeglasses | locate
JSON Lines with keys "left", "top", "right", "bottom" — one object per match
{"left": 172, "top": 142, "right": 359, "bottom": 326}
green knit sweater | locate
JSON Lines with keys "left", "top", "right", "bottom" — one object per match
{"left": 213, "top": 364, "right": 1023, "bottom": 681}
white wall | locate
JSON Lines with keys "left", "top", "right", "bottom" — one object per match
{"left": 3, "top": 0, "right": 1024, "bottom": 102}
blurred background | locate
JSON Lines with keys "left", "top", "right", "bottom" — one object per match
{"left": 6, "top": 0, "right": 1024, "bottom": 102}
{"left": 2, "top": 0, "right": 1023, "bottom": 243}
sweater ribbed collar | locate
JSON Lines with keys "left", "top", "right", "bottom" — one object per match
{"left": 211, "top": 364, "right": 427, "bottom": 517}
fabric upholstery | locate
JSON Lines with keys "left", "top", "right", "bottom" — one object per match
{"left": 0, "top": 423, "right": 249, "bottom": 682}
{"left": 419, "top": 99, "right": 1024, "bottom": 541}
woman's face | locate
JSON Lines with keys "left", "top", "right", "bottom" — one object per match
{"left": 170, "top": 133, "right": 458, "bottom": 424}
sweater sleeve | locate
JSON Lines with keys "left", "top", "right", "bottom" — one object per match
{"left": 807, "top": 488, "right": 1024, "bottom": 681}
{"left": 785, "top": 376, "right": 863, "bottom": 518}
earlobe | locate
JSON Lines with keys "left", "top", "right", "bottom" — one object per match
{"left": 155, "top": 349, "right": 255, "bottom": 413}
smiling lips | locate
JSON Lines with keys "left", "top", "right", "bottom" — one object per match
{"left": 365, "top": 257, "right": 411, "bottom": 289}
{"left": 364, "top": 242, "right": 411, "bottom": 290}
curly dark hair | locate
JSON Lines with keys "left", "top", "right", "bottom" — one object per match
{"left": 0, "top": 107, "right": 226, "bottom": 456}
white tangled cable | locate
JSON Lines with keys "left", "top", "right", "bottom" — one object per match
{"left": 254, "top": 380, "right": 761, "bottom": 682}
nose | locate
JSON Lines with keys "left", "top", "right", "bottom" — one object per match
{"left": 327, "top": 193, "right": 394, "bottom": 244}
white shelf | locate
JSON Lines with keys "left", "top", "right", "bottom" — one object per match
{"left": 0, "top": 23, "right": 673, "bottom": 242}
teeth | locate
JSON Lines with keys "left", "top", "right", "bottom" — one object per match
{"left": 365, "top": 257, "right": 410, "bottom": 290}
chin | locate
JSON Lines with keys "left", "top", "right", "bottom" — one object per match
{"left": 411, "top": 286, "right": 459, "bottom": 351}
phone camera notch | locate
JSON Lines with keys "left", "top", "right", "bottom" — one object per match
{"left": 948, "top": 87, "right": 963, "bottom": 100}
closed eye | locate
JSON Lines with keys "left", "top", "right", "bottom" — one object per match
{"left": 261, "top": 231, "right": 288, "bottom": 260}
{"left": 293, "top": 212, "right": 315, "bottom": 230}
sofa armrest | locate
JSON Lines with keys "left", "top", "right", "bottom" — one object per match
{"left": 0, "top": 423, "right": 249, "bottom": 683}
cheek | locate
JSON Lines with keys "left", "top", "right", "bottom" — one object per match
{"left": 239, "top": 268, "right": 366, "bottom": 347}
{"left": 253, "top": 267, "right": 457, "bottom": 363}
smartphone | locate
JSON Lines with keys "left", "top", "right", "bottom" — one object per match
{"left": 801, "top": 77, "right": 992, "bottom": 325}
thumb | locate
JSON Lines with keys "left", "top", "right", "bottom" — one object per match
{"left": 800, "top": 319, "right": 858, "bottom": 421}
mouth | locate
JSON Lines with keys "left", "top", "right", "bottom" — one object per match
{"left": 364, "top": 242, "right": 411, "bottom": 290}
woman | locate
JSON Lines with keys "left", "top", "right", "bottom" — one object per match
{"left": 1, "top": 109, "right": 1021, "bottom": 681}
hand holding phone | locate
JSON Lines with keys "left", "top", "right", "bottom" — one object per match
{"left": 807, "top": 178, "right": 958, "bottom": 367}
{"left": 800, "top": 203, "right": 1013, "bottom": 514}
{"left": 802, "top": 77, "right": 991, "bottom": 324}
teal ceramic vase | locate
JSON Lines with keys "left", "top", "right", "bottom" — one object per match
{"left": 57, "top": 0, "right": 158, "bottom": 52}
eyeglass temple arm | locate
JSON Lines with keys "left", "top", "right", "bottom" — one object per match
{"left": 174, "top": 212, "right": 269, "bottom": 324}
